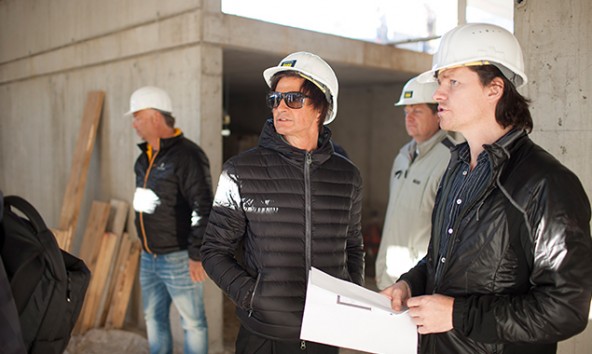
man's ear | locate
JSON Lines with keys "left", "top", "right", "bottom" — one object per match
{"left": 487, "top": 77, "right": 505, "bottom": 101}
{"left": 150, "top": 110, "right": 163, "bottom": 125}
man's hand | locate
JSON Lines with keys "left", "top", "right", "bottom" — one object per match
{"left": 407, "top": 294, "right": 454, "bottom": 334}
{"left": 380, "top": 281, "right": 412, "bottom": 312}
{"left": 189, "top": 259, "right": 207, "bottom": 282}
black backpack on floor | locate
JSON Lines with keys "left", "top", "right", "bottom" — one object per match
{"left": 0, "top": 195, "right": 91, "bottom": 354}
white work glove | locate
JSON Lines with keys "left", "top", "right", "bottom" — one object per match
{"left": 133, "top": 187, "right": 161, "bottom": 214}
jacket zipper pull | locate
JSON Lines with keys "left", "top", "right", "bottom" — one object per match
{"left": 300, "top": 340, "right": 306, "bottom": 350}
{"left": 306, "top": 152, "right": 312, "bottom": 165}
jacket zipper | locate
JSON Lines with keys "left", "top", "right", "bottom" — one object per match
{"left": 305, "top": 152, "right": 312, "bottom": 277}
{"left": 139, "top": 150, "right": 159, "bottom": 254}
{"left": 248, "top": 273, "right": 262, "bottom": 317}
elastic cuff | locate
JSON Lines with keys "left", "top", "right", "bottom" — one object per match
{"left": 452, "top": 296, "right": 467, "bottom": 332}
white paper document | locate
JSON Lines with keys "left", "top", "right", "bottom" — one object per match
{"left": 300, "top": 267, "right": 417, "bottom": 354}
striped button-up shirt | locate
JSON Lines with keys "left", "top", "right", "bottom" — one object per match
{"left": 436, "top": 130, "right": 516, "bottom": 260}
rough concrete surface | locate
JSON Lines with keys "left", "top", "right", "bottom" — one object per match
{"left": 65, "top": 329, "right": 151, "bottom": 354}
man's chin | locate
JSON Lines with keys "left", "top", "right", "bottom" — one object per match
{"left": 274, "top": 121, "right": 291, "bottom": 133}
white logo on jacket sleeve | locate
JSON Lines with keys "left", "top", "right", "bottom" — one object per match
{"left": 213, "top": 170, "right": 241, "bottom": 210}
{"left": 243, "top": 198, "right": 278, "bottom": 214}
{"left": 213, "top": 171, "right": 278, "bottom": 214}
{"left": 133, "top": 187, "right": 161, "bottom": 214}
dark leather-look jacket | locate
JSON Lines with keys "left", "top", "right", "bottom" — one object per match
{"left": 134, "top": 132, "right": 213, "bottom": 261}
{"left": 201, "top": 119, "right": 364, "bottom": 340}
{"left": 400, "top": 130, "right": 592, "bottom": 354}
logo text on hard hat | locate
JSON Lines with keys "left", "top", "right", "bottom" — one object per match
{"left": 280, "top": 60, "right": 297, "bottom": 67}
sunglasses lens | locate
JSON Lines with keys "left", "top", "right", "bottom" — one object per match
{"left": 285, "top": 92, "right": 305, "bottom": 109}
{"left": 266, "top": 92, "right": 306, "bottom": 109}
{"left": 266, "top": 92, "right": 281, "bottom": 108}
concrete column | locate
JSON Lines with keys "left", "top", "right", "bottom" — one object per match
{"left": 515, "top": 1, "right": 592, "bottom": 353}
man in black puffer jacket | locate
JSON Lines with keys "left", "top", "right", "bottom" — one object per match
{"left": 381, "top": 23, "right": 592, "bottom": 354}
{"left": 201, "top": 52, "right": 364, "bottom": 353}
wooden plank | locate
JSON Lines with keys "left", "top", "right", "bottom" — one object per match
{"left": 58, "top": 91, "right": 105, "bottom": 252}
{"left": 105, "top": 234, "right": 142, "bottom": 329}
{"left": 96, "top": 231, "right": 132, "bottom": 327}
{"left": 93, "top": 199, "right": 130, "bottom": 327}
{"left": 106, "top": 199, "right": 129, "bottom": 236}
{"left": 50, "top": 228, "right": 71, "bottom": 251}
{"left": 77, "top": 231, "right": 118, "bottom": 334}
{"left": 78, "top": 201, "right": 111, "bottom": 270}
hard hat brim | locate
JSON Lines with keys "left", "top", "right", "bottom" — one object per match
{"left": 416, "top": 59, "right": 527, "bottom": 88}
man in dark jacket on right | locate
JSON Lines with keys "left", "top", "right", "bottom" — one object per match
{"left": 381, "top": 23, "right": 592, "bottom": 354}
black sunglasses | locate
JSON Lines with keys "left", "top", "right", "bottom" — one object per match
{"left": 266, "top": 91, "right": 309, "bottom": 109}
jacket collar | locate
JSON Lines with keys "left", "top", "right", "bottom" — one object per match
{"left": 483, "top": 129, "right": 527, "bottom": 169}
{"left": 450, "top": 129, "right": 527, "bottom": 170}
{"left": 414, "top": 130, "right": 450, "bottom": 158}
{"left": 138, "top": 128, "right": 184, "bottom": 156}
{"left": 258, "top": 118, "right": 334, "bottom": 166}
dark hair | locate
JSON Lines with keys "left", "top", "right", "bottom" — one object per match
{"left": 469, "top": 65, "right": 533, "bottom": 133}
{"left": 157, "top": 109, "right": 175, "bottom": 128}
{"left": 270, "top": 71, "right": 329, "bottom": 133}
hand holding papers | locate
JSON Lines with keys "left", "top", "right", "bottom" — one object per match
{"left": 301, "top": 267, "right": 417, "bottom": 353}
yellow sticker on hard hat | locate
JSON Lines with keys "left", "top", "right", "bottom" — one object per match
{"left": 447, "top": 60, "right": 491, "bottom": 70}
{"left": 280, "top": 60, "right": 297, "bottom": 67}
{"left": 404, "top": 91, "right": 413, "bottom": 99}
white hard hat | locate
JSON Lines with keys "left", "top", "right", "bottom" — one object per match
{"left": 395, "top": 77, "right": 438, "bottom": 106}
{"left": 417, "top": 23, "right": 527, "bottom": 88}
{"left": 126, "top": 86, "right": 173, "bottom": 116}
{"left": 263, "top": 51, "right": 339, "bottom": 124}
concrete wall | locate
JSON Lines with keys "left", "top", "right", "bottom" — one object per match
{"left": 0, "top": 0, "right": 223, "bottom": 230}
{"left": 0, "top": 0, "right": 224, "bottom": 352}
{"left": 333, "top": 83, "right": 408, "bottom": 222}
{"left": 514, "top": 0, "right": 592, "bottom": 352}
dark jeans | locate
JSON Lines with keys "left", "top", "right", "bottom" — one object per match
{"left": 236, "top": 325, "right": 339, "bottom": 354}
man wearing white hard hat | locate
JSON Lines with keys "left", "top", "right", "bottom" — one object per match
{"left": 201, "top": 52, "right": 364, "bottom": 353}
{"left": 381, "top": 23, "right": 592, "bottom": 353}
{"left": 128, "top": 86, "right": 213, "bottom": 354}
{"left": 375, "top": 77, "right": 454, "bottom": 291}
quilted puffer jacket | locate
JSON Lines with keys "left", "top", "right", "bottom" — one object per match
{"left": 201, "top": 119, "right": 364, "bottom": 340}
{"left": 134, "top": 132, "right": 213, "bottom": 260}
{"left": 400, "top": 129, "right": 592, "bottom": 354}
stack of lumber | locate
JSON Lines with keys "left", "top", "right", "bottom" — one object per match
{"left": 74, "top": 200, "right": 141, "bottom": 333}
{"left": 52, "top": 91, "right": 141, "bottom": 334}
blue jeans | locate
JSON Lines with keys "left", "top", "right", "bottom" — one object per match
{"left": 140, "top": 250, "right": 208, "bottom": 354}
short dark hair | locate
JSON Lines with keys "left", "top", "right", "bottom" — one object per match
{"left": 469, "top": 65, "right": 533, "bottom": 133}
{"left": 157, "top": 109, "right": 175, "bottom": 128}
{"left": 270, "top": 71, "right": 329, "bottom": 133}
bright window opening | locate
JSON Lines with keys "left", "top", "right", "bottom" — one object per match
{"left": 222, "top": 0, "right": 513, "bottom": 54}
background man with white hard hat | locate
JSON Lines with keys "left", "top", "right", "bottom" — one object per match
{"left": 381, "top": 23, "right": 592, "bottom": 353}
{"left": 201, "top": 51, "right": 364, "bottom": 353}
{"left": 375, "top": 77, "right": 454, "bottom": 291}
{"left": 128, "top": 86, "right": 213, "bottom": 354}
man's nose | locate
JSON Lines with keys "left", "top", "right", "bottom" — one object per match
{"left": 433, "top": 86, "right": 445, "bottom": 102}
